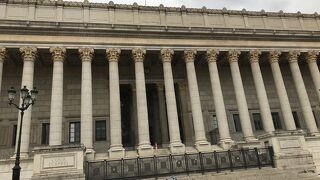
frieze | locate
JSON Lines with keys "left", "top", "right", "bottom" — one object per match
{"left": 2, "top": 0, "right": 320, "bottom": 18}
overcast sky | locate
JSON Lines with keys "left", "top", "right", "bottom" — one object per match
{"left": 88, "top": 0, "right": 319, "bottom": 13}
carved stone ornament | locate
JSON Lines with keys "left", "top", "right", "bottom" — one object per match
{"left": 49, "top": 47, "right": 66, "bottom": 62}
{"left": 269, "top": 50, "right": 281, "bottom": 64}
{"left": 227, "top": 50, "right": 241, "bottom": 63}
{"left": 249, "top": 49, "right": 261, "bottom": 64}
{"left": 184, "top": 49, "right": 197, "bottom": 63}
{"left": 307, "top": 50, "right": 319, "bottom": 63}
{"left": 206, "top": 49, "right": 219, "bottom": 63}
{"left": 160, "top": 49, "right": 174, "bottom": 63}
{"left": 132, "top": 48, "right": 146, "bottom": 62}
{"left": 0, "top": 47, "right": 6, "bottom": 62}
{"left": 79, "top": 48, "right": 94, "bottom": 62}
{"left": 288, "top": 50, "right": 301, "bottom": 63}
{"left": 19, "top": 46, "right": 37, "bottom": 62}
{"left": 106, "top": 48, "right": 121, "bottom": 62}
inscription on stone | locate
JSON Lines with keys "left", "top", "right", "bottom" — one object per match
{"left": 279, "top": 139, "right": 301, "bottom": 149}
{"left": 43, "top": 155, "right": 75, "bottom": 169}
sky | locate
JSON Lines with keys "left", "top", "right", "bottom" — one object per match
{"left": 86, "top": 0, "right": 319, "bottom": 13}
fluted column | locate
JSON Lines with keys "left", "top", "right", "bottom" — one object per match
{"left": 249, "top": 50, "right": 275, "bottom": 133}
{"left": 307, "top": 51, "right": 320, "bottom": 105}
{"left": 269, "top": 51, "right": 296, "bottom": 130}
{"left": 79, "top": 48, "right": 94, "bottom": 153}
{"left": 228, "top": 50, "right": 256, "bottom": 141}
{"left": 184, "top": 49, "right": 211, "bottom": 152}
{"left": 157, "top": 83, "right": 170, "bottom": 146}
{"left": 107, "top": 48, "right": 125, "bottom": 158}
{"left": 17, "top": 47, "right": 37, "bottom": 156}
{"left": 206, "top": 49, "right": 233, "bottom": 149}
{"left": 161, "top": 49, "right": 185, "bottom": 154}
{"left": 132, "top": 48, "right": 154, "bottom": 156}
{"left": 0, "top": 47, "right": 6, "bottom": 94}
{"left": 49, "top": 47, "right": 66, "bottom": 146}
{"left": 288, "top": 50, "right": 318, "bottom": 134}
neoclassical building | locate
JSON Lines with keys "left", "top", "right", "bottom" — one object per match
{"left": 1, "top": 0, "right": 320, "bottom": 179}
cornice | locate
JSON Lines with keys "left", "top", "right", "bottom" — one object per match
{"left": 2, "top": 0, "right": 319, "bottom": 18}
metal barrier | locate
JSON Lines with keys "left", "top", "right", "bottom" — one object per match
{"left": 85, "top": 147, "right": 274, "bottom": 180}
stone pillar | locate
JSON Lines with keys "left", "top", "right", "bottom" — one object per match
{"left": 249, "top": 50, "right": 275, "bottom": 133}
{"left": 48, "top": 47, "right": 66, "bottom": 146}
{"left": 131, "top": 83, "right": 139, "bottom": 147}
{"left": 17, "top": 47, "right": 37, "bottom": 156}
{"left": 106, "top": 48, "right": 125, "bottom": 158}
{"left": 184, "top": 49, "right": 211, "bottom": 152}
{"left": 269, "top": 51, "right": 296, "bottom": 130}
{"left": 227, "top": 50, "right": 256, "bottom": 141}
{"left": 206, "top": 49, "right": 233, "bottom": 149}
{"left": 161, "top": 49, "right": 185, "bottom": 154}
{"left": 79, "top": 48, "right": 94, "bottom": 154}
{"left": 307, "top": 51, "right": 320, "bottom": 105}
{"left": 288, "top": 50, "right": 318, "bottom": 135}
{"left": 157, "top": 83, "right": 170, "bottom": 147}
{"left": 132, "top": 48, "right": 154, "bottom": 156}
{"left": 0, "top": 47, "right": 5, "bottom": 94}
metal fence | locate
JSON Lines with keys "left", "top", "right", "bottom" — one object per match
{"left": 85, "top": 147, "right": 274, "bottom": 180}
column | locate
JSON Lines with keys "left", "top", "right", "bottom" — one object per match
{"left": 106, "top": 48, "right": 125, "bottom": 158}
{"left": 161, "top": 49, "right": 185, "bottom": 154}
{"left": 184, "top": 49, "right": 211, "bottom": 152}
{"left": 79, "top": 48, "right": 94, "bottom": 153}
{"left": 269, "top": 51, "right": 296, "bottom": 130}
{"left": 249, "top": 50, "right": 275, "bottom": 133}
{"left": 206, "top": 49, "right": 233, "bottom": 149}
{"left": 288, "top": 50, "right": 318, "bottom": 134}
{"left": 132, "top": 48, "right": 153, "bottom": 156}
{"left": 157, "top": 83, "right": 170, "bottom": 147}
{"left": 228, "top": 50, "right": 256, "bottom": 141}
{"left": 307, "top": 51, "right": 320, "bottom": 105}
{"left": 49, "top": 47, "right": 66, "bottom": 146}
{"left": 17, "top": 47, "right": 37, "bottom": 157}
{"left": 0, "top": 47, "right": 5, "bottom": 94}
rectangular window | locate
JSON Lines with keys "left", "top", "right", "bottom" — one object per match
{"left": 252, "top": 113, "right": 263, "bottom": 131}
{"left": 271, "top": 112, "right": 282, "bottom": 129}
{"left": 292, "top": 111, "right": 301, "bottom": 129}
{"left": 233, "top": 113, "right": 242, "bottom": 132}
{"left": 69, "top": 122, "right": 80, "bottom": 143}
{"left": 95, "top": 120, "right": 106, "bottom": 141}
{"left": 12, "top": 125, "right": 17, "bottom": 147}
{"left": 41, "top": 123, "right": 50, "bottom": 145}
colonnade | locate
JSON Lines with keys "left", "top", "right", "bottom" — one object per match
{"left": 0, "top": 47, "right": 319, "bottom": 158}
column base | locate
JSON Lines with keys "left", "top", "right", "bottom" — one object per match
{"left": 85, "top": 148, "right": 95, "bottom": 160}
{"left": 169, "top": 142, "right": 186, "bottom": 154}
{"left": 11, "top": 152, "right": 29, "bottom": 159}
{"left": 108, "top": 146, "right": 125, "bottom": 159}
{"left": 137, "top": 143, "right": 154, "bottom": 157}
{"left": 195, "top": 140, "right": 212, "bottom": 152}
{"left": 218, "top": 138, "right": 235, "bottom": 150}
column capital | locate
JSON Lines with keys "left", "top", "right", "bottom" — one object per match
{"left": 268, "top": 50, "right": 281, "bottom": 64}
{"left": 307, "top": 50, "right": 319, "bottom": 63}
{"left": 132, "top": 48, "right": 146, "bottom": 62}
{"left": 49, "top": 47, "right": 66, "bottom": 62}
{"left": 19, "top": 46, "right": 37, "bottom": 62}
{"left": 249, "top": 50, "right": 261, "bottom": 64}
{"left": 184, "top": 49, "right": 197, "bottom": 63}
{"left": 227, "top": 50, "right": 241, "bottom": 63}
{"left": 79, "top": 48, "right": 94, "bottom": 62}
{"left": 206, "top": 49, "right": 219, "bottom": 63}
{"left": 160, "top": 49, "right": 174, "bottom": 63}
{"left": 106, "top": 48, "right": 121, "bottom": 62}
{"left": 0, "top": 47, "right": 6, "bottom": 63}
{"left": 288, "top": 50, "right": 301, "bottom": 63}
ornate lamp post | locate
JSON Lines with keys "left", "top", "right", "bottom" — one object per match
{"left": 8, "top": 86, "right": 38, "bottom": 180}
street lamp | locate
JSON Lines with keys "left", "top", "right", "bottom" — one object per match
{"left": 8, "top": 86, "right": 38, "bottom": 180}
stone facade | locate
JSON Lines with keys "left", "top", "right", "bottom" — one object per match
{"left": 1, "top": 0, "right": 320, "bottom": 179}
